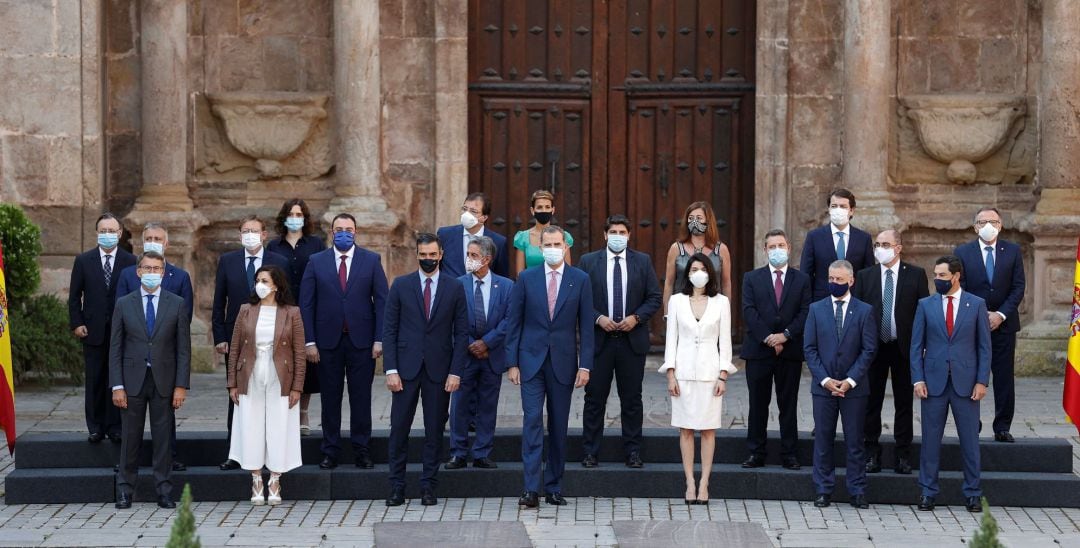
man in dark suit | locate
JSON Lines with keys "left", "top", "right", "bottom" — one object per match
{"left": 954, "top": 207, "right": 1025, "bottom": 443}
{"left": 437, "top": 192, "right": 509, "bottom": 278}
{"left": 68, "top": 213, "right": 136, "bottom": 444}
{"left": 911, "top": 255, "right": 991, "bottom": 512}
{"left": 382, "top": 233, "right": 469, "bottom": 506}
{"left": 300, "top": 213, "right": 389, "bottom": 470}
{"left": 578, "top": 214, "right": 661, "bottom": 468}
{"left": 740, "top": 229, "right": 811, "bottom": 470}
{"left": 853, "top": 229, "right": 929, "bottom": 475}
{"left": 505, "top": 226, "right": 594, "bottom": 508}
{"left": 212, "top": 215, "right": 289, "bottom": 470}
{"left": 446, "top": 236, "right": 513, "bottom": 470}
{"left": 109, "top": 251, "right": 190, "bottom": 509}
{"left": 800, "top": 188, "right": 875, "bottom": 300}
{"left": 803, "top": 260, "right": 877, "bottom": 509}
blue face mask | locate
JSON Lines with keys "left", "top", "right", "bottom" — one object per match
{"left": 97, "top": 233, "right": 119, "bottom": 249}
{"left": 284, "top": 217, "right": 305, "bottom": 232}
{"left": 827, "top": 281, "right": 849, "bottom": 298}
{"left": 333, "top": 231, "right": 355, "bottom": 251}
{"left": 934, "top": 278, "right": 953, "bottom": 295}
{"left": 767, "top": 248, "right": 788, "bottom": 268}
{"left": 143, "top": 241, "right": 164, "bottom": 255}
{"left": 141, "top": 273, "right": 162, "bottom": 290}
{"left": 606, "top": 234, "right": 628, "bottom": 253}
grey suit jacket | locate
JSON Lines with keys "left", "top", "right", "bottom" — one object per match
{"left": 109, "top": 289, "right": 191, "bottom": 396}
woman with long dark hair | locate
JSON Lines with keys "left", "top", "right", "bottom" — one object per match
{"left": 662, "top": 201, "right": 732, "bottom": 315}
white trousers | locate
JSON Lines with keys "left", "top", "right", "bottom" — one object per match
{"left": 228, "top": 346, "right": 301, "bottom": 473}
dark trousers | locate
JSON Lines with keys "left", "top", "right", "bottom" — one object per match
{"left": 990, "top": 330, "right": 1016, "bottom": 433}
{"left": 388, "top": 367, "right": 450, "bottom": 490}
{"left": 863, "top": 340, "right": 913, "bottom": 459}
{"left": 919, "top": 376, "right": 982, "bottom": 498}
{"left": 582, "top": 335, "right": 645, "bottom": 457}
{"left": 811, "top": 394, "right": 868, "bottom": 496}
{"left": 449, "top": 360, "right": 502, "bottom": 459}
{"left": 318, "top": 337, "right": 375, "bottom": 458}
{"left": 83, "top": 342, "right": 120, "bottom": 436}
{"left": 521, "top": 358, "right": 573, "bottom": 494}
{"left": 744, "top": 356, "right": 802, "bottom": 458}
{"left": 117, "top": 376, "right": 173, "bottom": 498}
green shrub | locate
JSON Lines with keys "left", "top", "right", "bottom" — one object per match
{"left": 969, "top": 497, "right": 1004, "bottom": 548}
{"left": 9, "top": 295, "right": 83, "bottom": 385}
{"left": 166, "top": 484, "right": 201, "bottom": 548}
{"left": 0, "top": 204, "right": 43, "bottom": 304}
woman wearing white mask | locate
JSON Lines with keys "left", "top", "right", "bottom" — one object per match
{"left": 226, "top": 265, "right": 306, "bottom": 505}
{"left": 662, "top": 201, "right": 732, "bottom": 317}
{"left": 659, "top": 253, "right": 736, "bottom": 505}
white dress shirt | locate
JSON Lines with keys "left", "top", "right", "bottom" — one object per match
{"left": 244, "top": 247, "right": 265, "bottom": 273}
{"left": 821, "top": 294, "right": 857, "bottom": 389}
{"left": 385, "top": 270, "right": 443, "bottom": 377}
{"left": 880, "top": 262, "right": 899, "bottom": 340}
{"left": 605, "top": 249, "right": 628, "bottom": 319}
{"left": 544, "top": 261, "right": 565, "bottom": 302}
{"left": 471, "top": 270, "right": 492, "bottom": 314}
{"left": 335, "top": 243, "right": 355, "bottom": 280}
{"left": 831, "top": 223, "right": 851, "bottom": 255}
{"left": 978, "top": 240, "right": 1007, "bottom": 321}
{"left": 99, "top": 247, "right": 116, "bottom": 270}
{"left": 941, "top": 287, "right": 963, "bottom": 324}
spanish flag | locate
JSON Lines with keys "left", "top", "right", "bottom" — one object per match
{"left": 1064, "top": 236, "right": 1080, "bottom": 435}
{"left": 0, "top": 239, "right": 15, "bottom": 453}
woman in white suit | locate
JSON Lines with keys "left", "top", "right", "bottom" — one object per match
{"left": 660, "top": 253, "right": 737, "bottom": 505}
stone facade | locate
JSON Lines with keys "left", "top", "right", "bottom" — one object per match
{"left": 1, "top": 0, "right": 1076, "bottom": 373}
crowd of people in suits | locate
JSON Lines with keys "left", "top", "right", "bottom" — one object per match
{"left": 66, "top": 187, "right": 1024, "bottom": 512}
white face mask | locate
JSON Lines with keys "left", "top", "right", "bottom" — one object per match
{"left": 460, "top": 211, "right": 479, "bottom": 230}
{"left": 241, "top": 232, "right": 262, "bottom": 250}
{"left": 978, "top": 223, "right": 999, "bottom": 243}
{"left": 829, "top": 207, "right": 849, "bottom": 226}
{"left": 465, "top": 257, "right": 483, "bottom": 273}
{"left": 689, "top": 270, "right": 709, "bottom": 289}
{"left": 542, "top": 247, "right": 564, "bottom": 266}
{"left": 254, "top": 282, "right": 273, "bottom": 300}
{"left": 874, "top": 247, "right": 896, "bottom": 265}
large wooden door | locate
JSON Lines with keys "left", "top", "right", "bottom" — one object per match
{"left": 469, "top": 1, "right": 755, "bottom": 340}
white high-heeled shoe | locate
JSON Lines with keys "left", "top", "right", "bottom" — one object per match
{"left": 267, "top": 474, "right": 282, "bottom": 505}
{"left": 250, "top": 473, "right": 265, "bottom": 505}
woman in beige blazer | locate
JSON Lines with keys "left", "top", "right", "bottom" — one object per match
{"left": 226, "top": 265, "right": 306, "bottom": 505}
{"left": 660, "top": 253, "right": 737, "bottom": 505}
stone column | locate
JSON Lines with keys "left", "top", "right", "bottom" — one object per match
{"left": 840, "top": 0, "right": 898, "bottom": 235}
{"left": 753, "top": 0, "right": 791, "bottom": 266}
{"left": 329, "top": 0, "right": 399, "bottom": 248}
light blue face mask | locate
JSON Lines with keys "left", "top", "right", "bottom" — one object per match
{"left": 284, "top": 217, "right": 305, "bottom": 232}
{"left": 141, "top": 272, "right": 163, "bottom": 290}
{"left": 97, "top": 232, "right": 119, "bottom": 249}
{"left": 767, "top": 248, "right": 788, "bottom": 268}
{"left": 143, "top": 242, "right": 164, "bottom": 255}
{"left": 542, "top": 247, "right": 564, "bottom": 266}
{"left": 606, "top": 234, "right": 628, "bottom": 253}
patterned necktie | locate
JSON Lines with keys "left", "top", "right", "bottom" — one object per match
{"left": 836, "top": 232, "right": 846, "bottom": 260}
{"left": 246, "top": 256, "right": 257, "bottom": 291}
{"left": 423, "top": 277, "right": 433, "bottom": 320}
{"left": 103, "top": 255, "right": 112, "bottom": 289}
{"left": 145, "top": 294, "right": 156, "bottom": 339}
{"left": 946, "top": 296, "right": 955, "bottom": 337}
{"left": 882, "top": 269, "right": 895, "bottom": 342}
{"left": 473, "top": 279, "right": 487, "bottom": 334}
{"left": 984, "top": 245, "right": 995, "bottom": 284}
{"left": 834, "top": 299, "right": 844, "bottom": 340}
{"left": 773, "top": 270, "right": 783, "bottom": 307}
{"left": 547, "top": 271, "right": 558, "bottom": 319}
{"left": 612, "top": 256, "right": 624, "bottom": 322}
{"left": 338, "top": 255, "right": 348, "bottom": 291}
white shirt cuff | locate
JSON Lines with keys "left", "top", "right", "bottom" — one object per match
{"left": 913, "top": 381, "right": 926, "bottom": 386}
{"left": 844, "top": 377, "right": 857, "bottom": 388}
{"left": 820, "top": 377, "right": 832, "bottom": 387}
{"left": 385, "top": 369, "right": 398, "bottom": 375}
{"left": 996, "top": 311, "right": 1007, "bottom": 321}
{"left": 305, "top": 342, "right": 316, "bottom": 347}
{"left": 578, "top": 368, "right": 590, "bottom": 372}
{"left": 112, "top": 385, "right": 124, "bottom": 391}
{"left": 448, "top": 374, "right": 460, "bottom": 380}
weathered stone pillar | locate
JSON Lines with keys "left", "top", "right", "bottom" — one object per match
{"left": 329, "top": 0, "right": 399, "bottom": 251}
{"left": 753, "top": 0, "right": 791, "bottom": 265}
{"left": 1016, "top": 0, "right": 1080, "bottom": 373}
{"left": 841, "top": 0, "right": 898, "bottom": 235}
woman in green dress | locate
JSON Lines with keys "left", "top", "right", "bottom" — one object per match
{"left": 513, "top": 189, "right": 574, "bottom": 275}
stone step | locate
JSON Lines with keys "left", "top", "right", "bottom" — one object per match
{"left": 13, "top": 429, "right": 1071, "bottom": 473}
{"left": 6, "top": 462, "right": 1079, "bottom": 507}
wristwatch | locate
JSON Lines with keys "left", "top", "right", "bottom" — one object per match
{"left": 783, "top": 328, "right": 792, "bottom": 339}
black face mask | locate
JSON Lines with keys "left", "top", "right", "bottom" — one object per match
{"left": 419, "top": 259, "right": 439, "bottom": 274}
{"left": 533, "top": 211, "right": 553, "bottom": 225}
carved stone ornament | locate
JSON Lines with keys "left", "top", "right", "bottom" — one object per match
{"left": 205, "top": 92, "right": 331, "bottom": 179}
{"left": 900, "top": 94, "right": 1027, "bottom": 184}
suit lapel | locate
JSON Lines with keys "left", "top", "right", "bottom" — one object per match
{"left": 951, "top": 293, "right": 974, "bottom": 338}
{"left": 272, "top": 305, "right": 287, "bottom": 343}
{"left": 597, "top": 256, "right": 610, "bottom": 316}
{"left": 344, "top": 248, "right": 362, "bottom": 295}
{"left": 148, "top": 293, "right": 168, "bottom": 340}
{"left": 839, "top": 300, "right": 857, "bottom": 341}
{"left": 929, "top": 294, "right": 949, "bottom": 338}
{"left": 488, "top": 278, "right": 503, "bottom": 318}
{"left": 428, "top": 276, "right": 449, "bottom": 321}
{"left": 552, "top": 269, "right": 573, "bottom": 319}
{"left": 409, "top": 275, "right": 426, "bottom": 322}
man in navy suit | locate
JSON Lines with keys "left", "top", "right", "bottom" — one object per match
{"left": 911, "top": 255, "right": 991, "bottom": 513}
{"left": 212, "top": 215, "right": 289, "bottom": 470}
{"left": 740, "top": 229, "right": 811, "bottom": 470}
{"left": 578, "top": 215, "right": 662, "bottom": 468}
{"left": 445, "top": 236, "right": 513, "bottom": 470}
{"left": 954, "top": 207, "right": 1025, "bottom": 443}
{"left": 505, "top": 225, "right": 595, "bottom": 508}
{"left": 300, "top": 213, "right": 389, "bottom": 470}
{"left": 382, "top": 233, "right": 469, "bottom": 506}
{"left": 437, "top": 192, "right": 509, "bottom": 278}
{"left": 800, "top": 189, "right": 875, "bottom": 300}
{"left": 68, "top": 213, "right": 136, "bottom": 443}
{"left": 803, "top": 260, "right": 877, "bottom": 509}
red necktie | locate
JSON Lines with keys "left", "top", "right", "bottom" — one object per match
{"left": 773, "top": 270, "right": 783, "bottom": 306}
{"left": 339, "top": 255, "right": 348, "bottom": 291}
{"left": 945, "top": 296, "right": 954, "bottom": 337}
{"left": 424, "top": 278, "right": 433, "bottom": 320}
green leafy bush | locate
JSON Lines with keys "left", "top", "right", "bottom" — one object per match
{"left": 166, "top": 484, "right": 201, "bottom": 548}
{"left": 970, "top": 497, "right": 1004, "bottom": 548}
{"left": 0, "top": 204, "right": 43, "bottom": 304}
{"left": 9, "top": 295, "right": 83, "bottom": 385}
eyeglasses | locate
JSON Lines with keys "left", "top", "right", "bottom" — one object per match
{"left": 97, "top": 229, "right": 121, "bottom": 235}
{"left": 974, "top": 220, "right": 1001, "bottom": 228}
{"left": 461, "top": 206, "right": 483, "bottom": 216}
{"left": 140, "top": 266, "right": 165, "bottom": 274}
{"left": 872, "top": 242, "right": 897, "bottom": 249}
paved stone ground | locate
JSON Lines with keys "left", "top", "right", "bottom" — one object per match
{"left": 2, "top": 356, "right": 1079, "bottom": 547}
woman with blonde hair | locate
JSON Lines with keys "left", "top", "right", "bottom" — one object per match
{"left": 513, "top": 189, "right": 574, "bottom": 275}
{"left": 662, "top": 201, "right": 732, "bottom": 315}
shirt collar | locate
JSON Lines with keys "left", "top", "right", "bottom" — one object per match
{"left": 464, "top": 225, "right": 485, "bottom": 238}
{"left": 831, "top": 223, "right": 850, "bottom": 236}
{"left": 99, "top": 247, "right": 116, "bottom": 259}
{"left": 336, "top": 244, "right": 355, "bottom": 259}
{"left": 140, "top": 285, "right": 159, "bottom": 298}
{"left": 606, "top": 248, "right": 626, "bottom": 261}
{"left": 246, "top": 247, "right": 265, "bottom": 261}
{"left": 772, "top": 264, "right": 788, "bottom": 276}
{"left": 833, "top": 294, "right": 849, "bottom": 305}
{"left": 420, "top": 269, "right": 440, "bottom": 285}
{"left": 944, "top": 288, "right": 963, "bottom": 300}
{"left": 881, "top": 261, "right": 899, "bottom": 275}
{"left": 545, "top": 262, "right": 565, "bottom": 277}
{"left": 472, "top": 270, "right": 492, "bottom": 285}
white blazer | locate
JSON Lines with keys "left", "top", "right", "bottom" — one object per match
{"left": 659, "top": 293, "right": 737, "bottom": 381}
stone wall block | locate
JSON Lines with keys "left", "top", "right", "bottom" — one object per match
{"left": 977, "top": 37, "right": 1021, "bottom": 93}
{"left": 788, "top": 0, "right": 842, "bottom": 42}
{"left": 788, "top": 165, "right": 841, "bottom": 231}
{"left": 379, "top": 0, "right": 405, "bottom": 38}
{"left": 382, "top": 38, "right": 435, "bottom": 96}
{"left": 106, "top": 54, "right": 141, "bottom": 132}
{"left": 239, "top": 0, "right": 331, "bottom": 37}
{"left": 263, "top": 36, "right": 301, "bottom": 91}
{"left": 105, "top": 0, "right": 138, "bottom": 54}
{"left": 788, "top": 39, "right": 842, "bottom": 95}
{"left": 203, "top": 0, "right": 239, "bottom": 36}
{"left": 106, "top": 133, "right": 141, "bottom": 213}
{"left": 209, "top": 35, "right": 264, "bottom": 91}
{"left": 46, "top": 136, "right": 82, "bottom": 205}
{"left": 788, "top": 96, "right": 842, "bottom": 166}
{"left": 0, "top": 56, "right": 81, "bottom": 135}
{"left": 2, "top": 135, "right": 49, "bottom": 203}
{"left": 56, "top": 0, "right": 82, "bottom": 57}
{"left": 435, "top": 0, "right": 467, "bottom": 38}
{"left": 897, "top": 0, "right": 958, "bottom": 38}
{"left": 435, "top": 37, "right": 467, "bottom": 95}
{"left": 188, "top": 36, "right": 206, "bottom": 93}
{"left": 435, "top": 92, "right": 467, "bottom": 162}
{"left": 958, "top": 0, "right": 1024, "bottom": 37}
{"left": 927, "top": 38, "right": 979, "bottom": 92}
{"left": 299, "top": 37, "right": 333, "bottom": 91}
{"left": 403, "top": 0, "right": 435, "bottom": 38}
{"left": 382, "top": 94, "right": 435, "bottom": 166}
{"left": 0, "top": 0, "right": 54, "bottom": 55}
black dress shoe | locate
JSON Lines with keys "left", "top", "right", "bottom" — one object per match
{"left": 88, "top": 432, "right": 104, "bottom": 444}
{"left": 355, "top": 453, "right": 374, "bottom": 469}
{"left": 625, "top": 452, "right": 643, "bottom": 469}
{"left": 850, "top": 494, "right": 869, "bottom": 509}
{"left": 781, "top": 457, "right": 801, "bottom": 470}
{"left": 545, "top": 492, "right": 568, "bottom": 505}
{"left": 157, "top": 495, "right": 176, "bottom": 509}
{"left": 319, "top": 456, "right": 338, "bottom": 470}
{"left": 172, "top": 460, "right": 186, "bottom": 472}
{"left": 420, "top": 489, "right": 437, "bottom": 506}
{"left": 115, "top": 493, "right": 132, "bottom": 509}
{"left": 966, "top": 496, "right": 983, "bottom": 512}
{"left": 473, "top": 457, "right": 498, "bottom": 469}
{"left": 917, "top": 495, "right": 936, "bottom": 511}
{"left": 519, "top": 491, "right": 539, "bottom": 508}
{"left": 865, "top": 455, "right": 882, "bottom": 473}
{"left": 813, "top": 494, "right": 831, "bottom": 508}
{"left": 444, "top": 456, "right": 468, "bottom": 470}
{"left": 894, "top": 457, "right": 913, "bottom": 475}
{"left": 994, "top": 431, "right": 1015, "bottom": 443}
{"left": 385, "top": 487, "right": 405, "bottom": 507}
{"left": 581, "top": 454, "right": 598, "bottom": 468}
{"left": 107, "top": 433, "right": 122, "bottom": 444}
{"left": 741, "top": 455, "right": 765, "bottom": 468}
{"left": 219, "top": 459, "right": 240, "bottom": 471}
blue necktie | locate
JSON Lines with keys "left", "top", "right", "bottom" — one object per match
{"left": 246, "top": 256, "right": 257, "bottom": 291}
{"left": 145, "top": 294, "right": 156, "bottom": 339}
{"left": 835, "top": 232, "right": 846, "bottom": 260}
{"left": 612, "top": 256, "right": 624, "bottom": 322}
{"left": 473, "top": 279, "right": 487, "bottom": 336}
{"left": 984, "top": 245, "right": 995, "bottom": 284}
{"left": 881, "top": 269, "right": 894, "bottom": 342}
{"left": 834, "top": 300, "right": 844, "bottom": 341}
